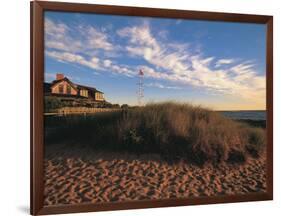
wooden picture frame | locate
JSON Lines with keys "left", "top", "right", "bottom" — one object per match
{"left": 31, "top": 1, "right": 273, "bottom": 215}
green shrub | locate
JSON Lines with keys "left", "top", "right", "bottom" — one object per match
{"left": 44, "top": 96, "right": 62, "bottom": 112}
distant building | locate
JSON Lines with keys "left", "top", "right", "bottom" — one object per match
{"left": 45, "top": 73, "right": 105, "bottom": 102}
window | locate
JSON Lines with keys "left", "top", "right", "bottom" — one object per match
{"left": 67, "top": 85, "right": 71, "bottom": 95}
{"left": 80, "top": 90, "right": 88, "bottom": 97}
{"left": 96, "top": 93, "right": 103, "bottom": 100}
{"left": 59, "top": 85, "right": 63, "bottom": 94}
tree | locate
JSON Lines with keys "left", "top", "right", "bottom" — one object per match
{"left": 112, "top": 104, "right": 120, "bottom": 108}
{"left": 121, "top": 104, "right": 129, "bottom": 109}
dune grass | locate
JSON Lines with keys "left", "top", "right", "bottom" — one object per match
{"left": 45, "top": 102, "right": 266, "bottom": 165}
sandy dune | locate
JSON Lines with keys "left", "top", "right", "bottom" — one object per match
{"left": 44, "top": 143, "right": 266, "bottom": 206}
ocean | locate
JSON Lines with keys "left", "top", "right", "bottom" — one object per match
{"left": 218, "top": 110, "right": 266, "bottom": 121}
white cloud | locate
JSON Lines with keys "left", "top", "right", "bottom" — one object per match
{"left": 230, "top": 62, "right": 255, "bottom": 74}
{"left": 45, "top": 19, "right": 82, "bottom": 52}
{"left": 87, "top": 26, "right": 113, "bottom": 51}
{"left": 45, "top": 18, "right": 136, "bottom": 78}
{"left": 117, "top": 23, "right": 161, "bottom": 55}
{"left": 45, "top": 18, "right": 114, "bottom": 54}
{"left": 103, "top": 59, "right": 112, "bottom": 67}
{"left": 45, "top": 19, "right": 69, "bottom": 37}
{"left": 46, "top": 50, "right": 135, "bottom": 77}
{"left": 215, "top": 58, "right": 235, "bottom": 68}
{"left": 46, "top": 51, "right": 102, "bottom": 70}
{"left": 146, "top": 82, "right": 182, "bottom": 90}
{"left": 118, "top": 24, "right": 192, "bottom": 77}
{"left": 117, "top": 22, "right": 265, "bottom": 104}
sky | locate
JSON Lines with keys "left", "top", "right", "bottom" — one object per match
{"left": 44, "top": 11, "right": 267, "bottom": 110}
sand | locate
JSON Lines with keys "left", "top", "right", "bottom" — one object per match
{"left": 44, "top": 143, "right": 266, "bottom": 206}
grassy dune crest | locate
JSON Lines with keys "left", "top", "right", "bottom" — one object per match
{"left": 118, "top": 102, "right": 265, "bottom": 164}
{"left": 45, "top": 102, "right": 266, "bottom": 165}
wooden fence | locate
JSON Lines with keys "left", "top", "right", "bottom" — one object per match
{"left": 44, "top": 107, "right": 121, "bottom": 116}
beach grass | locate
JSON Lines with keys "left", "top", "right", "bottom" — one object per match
{"left": 45, "top": 102, "right": 266, "bottom": 165}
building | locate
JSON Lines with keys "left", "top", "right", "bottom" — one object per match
{"left": 45, "top": 73, "right": 105, "bottom": 102}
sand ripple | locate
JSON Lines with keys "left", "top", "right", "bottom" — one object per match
{"left": 44, "top": 150, "right": 266, "bottom": 206}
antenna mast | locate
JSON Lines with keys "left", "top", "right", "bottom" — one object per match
{"left": 137, "top": 69, "right": 144, "bottom": 106}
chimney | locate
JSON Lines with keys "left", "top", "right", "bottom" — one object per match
{"left": 56, "top": 73, "right": 64, "bottom": 80}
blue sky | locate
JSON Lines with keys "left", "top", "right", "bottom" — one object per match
{"left": 44, "top": 11, "right": 266, "bottom": 110}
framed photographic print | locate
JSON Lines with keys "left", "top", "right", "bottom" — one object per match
{"left": 31, "top": 1, "right": 273, "bottom": 215}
